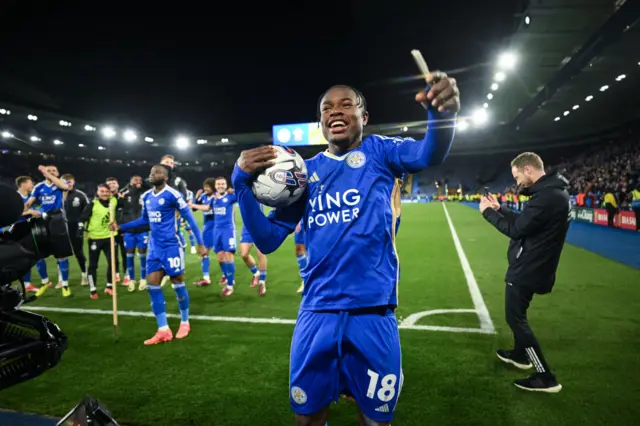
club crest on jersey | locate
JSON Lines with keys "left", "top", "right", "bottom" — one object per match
{"left": 159, "top": 198, "right": 165, "bottom": 205}
{"left": 346, "top": 151, "right": 366, "bottom": 169}
{"left": 291, "top": 386, "right": 307, "bottom": 404}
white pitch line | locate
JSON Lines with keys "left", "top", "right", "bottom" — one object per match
{"left": 25, "top": 306, "right": 492, "bottom": 334}
{"left": 442, "top": 204, "right": 496, "bottom": 333}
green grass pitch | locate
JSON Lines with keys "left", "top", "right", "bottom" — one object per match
{"left": 2, "top": 203, "right": 639, "bottom": 425}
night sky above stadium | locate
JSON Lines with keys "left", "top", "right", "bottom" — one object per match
{"left": 2, "top": 0, "right": 518, "bottom": 136}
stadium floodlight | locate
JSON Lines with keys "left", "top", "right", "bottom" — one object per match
{"left": 615, "top": 74, "right": 626, "bottom": 81}
{"left": 78, "top": 143, "right": 85, "bottom": 147}
{"left": 402, "top": 126, "right": 408, "bottom": 132}
{"left": 144, "top": 136, "right": 154, "bottom": 142}
{"left": 30, "top": 136, "right": 41, "bottom": 141}
{"left": 599, "top": 85, "right": 609, "bottom": 92}
{"left": 524, "top": 15, "right": 531, "bottom": 26}
{"left": 494, "top": 71, "right": 506, "bottom": 82}
{"left": 59, "top": 120, "right": 71, "bottom": 127}
{"left": 1, "top": 131, "right": 13, "bottom": 138}
{"left": 471, "top": 108, "right": 488, "bottom": 126}
{"left": 497, "top": 52, "right": 517, "bottom": 71}
{"left": 27, "top": 114, "right": 38, "bottom": 121}
{"left": 123, "top": 129, "right": 137, "bottom": 142}
{"left": 197, "top": 139, "right": 207, "bottom": 145}
{"left": 487, "top": 93, "right": 494, "bottom": 100}
{"left": 554, "top": 117, "right": 560, "bottom": 122}
{"left": 572, "top": 104, "right": 579, "bottom": 110}
{"left": 176, "top": 136, "right": 190, "bottom": 149}
{"left": 457, "top": 120, "right": 469, "bottom": 131}
{"left": 98, "top": 146, "right": 105, "bottom": 150}
{"left": 84, "top": 125, "right": 96, "bottom": 131}
{"left": 585, "top": 95, "right": 594, "bottom": 102}
{"left": 483, "top": 102, "right": 489, "bottom": 108}
{"left": 490, "top": 83, "right": 499, "bottom": 91}
{"left": 102, "top": 126, "right": 116, "bottom": 139}
{"left": 53, "top": 139, "right": 64, "bottom": 145}
{"left": 0, "top": 109, "right": 10, "bottom": 115}
{"left": 563, "top": 111, "right": 570, "bottom": 116}
{"left": 221, "top": 138, "right": 229, "bottom": 143}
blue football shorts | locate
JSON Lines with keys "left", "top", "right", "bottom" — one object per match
{"left": 146, "top": 245, "right": 185, "bottom": 277}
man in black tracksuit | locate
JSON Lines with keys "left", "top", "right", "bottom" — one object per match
{"left": 62, "top": 173, "right": 90, "bottom": 285}
{"left": 480, "top": 152, "right": 569, "bottom": 393}
{"left": 119, "top": 175, "right": 151, "bottom": 291}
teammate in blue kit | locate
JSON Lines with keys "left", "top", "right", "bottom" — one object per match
{"left": 25, "top": 165, "right": 72, "bottom": 298}
{"left": 294, "top": 220, "right": 307, "bottom": 294}
{"left": 16, "top": 176, "right": 49, "bottom": 293}
{"left": 112, "top": 165, "right": 206, "bottom": 345}
{"left": 232, "top": 72, "right": 459, "bottom": 425}
{"left": 239, "top": 203, "right": 268, "bottom": 295}
{"left": 190, "top": 178, "right": 217, "bottom": 286}
{"left": 211, "top": 177, "right": 237, "bottom": 297}
{"left": 184, "top": 189, "right": 198, "bottom": 254}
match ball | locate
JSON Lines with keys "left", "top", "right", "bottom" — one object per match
{"left": 252, "top": 146, "right": 308, "bottom": 208}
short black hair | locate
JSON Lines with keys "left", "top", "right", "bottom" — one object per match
{"left": 316, "top": 85, "right": 367, "bottom": 121}
{"left": 203, "top": 177, "right": 216, "bottom": 189}
{"left": 153, "top": 164, "right": 169, "bottom": 176}
{"left": 105, "top": 177, "right": 118, "bottom": 183}
{"left": 97, "top": 183, "right": 110, "bottom": 192}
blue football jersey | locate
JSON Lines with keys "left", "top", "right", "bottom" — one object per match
{"left": 212, "top": 193, "right": 237, "bottom": 230}
{"left": 31, "top": 181, "right": 66, "bottom": 213}
{"left": 141, "top": 187, "right": 192, "bottom": 249}
{"left": 197, "top": 193, "right": 216, "bottom": 223}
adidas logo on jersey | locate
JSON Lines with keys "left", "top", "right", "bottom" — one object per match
{"left": 375, "top": 404, "right": 390, "bottom": 413}
{"left": 309, "top": 172, "right": 320, "bottom": 183}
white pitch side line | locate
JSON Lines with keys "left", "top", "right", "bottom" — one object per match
{"left": 442, "top": 204, "right": 496, "bottom": 334}
{"left": 24, "top": 306, "right": 492, "bottom": 334}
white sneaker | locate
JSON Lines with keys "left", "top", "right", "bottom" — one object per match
{"left": 138, "top": 279, "right": 147, "bottom": 291}
{"left": 190, "top": 246, "right": 196, "bottom": 254}
{"left": 128, "top": 280, "right": 136, "bottom": 292}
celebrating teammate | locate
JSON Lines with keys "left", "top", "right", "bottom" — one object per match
{"left": 211, "top": 178, "right": 238, "bottom": 296}
{"left": 119, "top": 175, "right": 150, "bottom": 291}
{"left": 232, "top": 73, "right": 459, "bottom": 425}
{"left": 26, "top": 165, "right": 72, "bottom": 297}
{"left": 239, "top": 203, "right": 268, "bottom": 295}
{"left": 190, "top": 178, "right": 216, "bottom": 287}
{"left": 112, "top": 165, "right": 206, "bottom": 345}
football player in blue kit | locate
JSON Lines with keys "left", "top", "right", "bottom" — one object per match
{"left": 294, "top": 220, "right": 307, "bottom": 294}
{"left": 211, "top": 177, "right": 238, "bottom": 297}
{"left": 239, "top": 203, "right": 268, "bottom": 295}
{"left": 25, "top": 165, "right": 72, "bottom": 298}
{"left": 190, "top": 178, "right": 217, "bottom": 286}
{"left": 232, "top": 72, "right": 459, "bottom": 425}
{"left": 112, "top": 165, "right": 206, "bottom": 345}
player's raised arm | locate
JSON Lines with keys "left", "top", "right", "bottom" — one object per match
{"left": 232, "top": 147, "right": 305, "bottom": 254}
{"left": 385, "top": 71, "right": 460, "bottom": 174}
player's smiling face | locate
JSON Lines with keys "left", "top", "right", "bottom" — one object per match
{"left": 319, "top": 86, "right": 369, "bottom": 147}
{"left": 215, "top": 179, "right": 227, "bottom": 194}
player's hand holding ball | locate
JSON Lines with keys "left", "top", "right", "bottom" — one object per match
{"left": 415, "top": 71, "right": 460, "bottom": 114}
{"left": 238, "top": 145, "right": 308, "bottom": 208}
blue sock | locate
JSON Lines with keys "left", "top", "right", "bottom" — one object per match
{"left": 178, "top": 231, "right": 186, "bottom": 247}
{"left": 147, "top": 284, "right": 168, "bottom": 328}
{"left": 249, "top": 264, "right": 258, "bottom": 275}
{"left": 23, "top": 269, "right": 32, "bottom": 284}
{"left": 202, "top": 256, "right": 210, "bottom": 278}
{"left": 259, "top": 269, "right": 267, "bottom": 281}
{"left": 172, "top": 283, "right": 190, "bottom": 323}
{"left": 224, "top": 261, "right": 235, "bottom": 285}
{"left": 296, "top": 254, "right": 307, "bottom": 275}
{"left": 139, "top": 253, "right": 147, "bottom": 279}
{"left": 36, "top": 259, "right": 48, "bottom": 283}
{"left": 58, "top": 258, "right": 69, "bottom": 284}
{"left": 126, "top": 253, "right": 135, "bottom": 280}
{"left": 188, "top": 232, "right": 196, "bottom": 247}
{"left": 219, "top": 261, "right": 226, "bottom": 278}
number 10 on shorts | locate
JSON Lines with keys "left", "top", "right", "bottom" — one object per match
{"left": 366, "top": 369, "right": 397, "bottom": 402}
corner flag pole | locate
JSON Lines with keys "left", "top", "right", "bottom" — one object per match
{"left": 109, "top": 203, "right": 119, "bottom": 343}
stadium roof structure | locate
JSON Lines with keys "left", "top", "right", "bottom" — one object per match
{"left": 1, "top": 0, "right": 639, "bottom": 161}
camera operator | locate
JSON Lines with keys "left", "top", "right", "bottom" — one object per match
{"left": 480, "top": 152, "right": 569, "bottom": 393}
{"left": 62, "top": 174, "right": 89, "bottom": 286}
{"left": 25, "top": 165, "right": 72, "bottom": 297}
